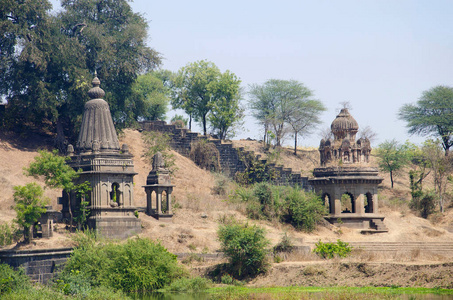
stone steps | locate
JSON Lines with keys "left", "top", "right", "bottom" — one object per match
{"left": 140, "top": 121, "right": 309, "bottom": 189}
{"left": 305, "top": 241, "right": 453, "bottom": 254}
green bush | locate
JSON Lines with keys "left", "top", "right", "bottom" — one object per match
{"left": 313, "top": 240, "right": 352, "bottom": 259}
{"left": 0, "top": 223, "right": 21, "bottom": 247}
{"left": 63, "top": 235, "right": 186, "bottom": 293}
{"left": 217, "top": 219, "right": 270, "bottom": 279}
{"left": 284, "top": 188, "right": 327, "bottom": 232}
{"left": 0, "top": 264, "right": 31, "bottom": 294}
{"left": 159, "top": 277, "right": 211, "bottom": 293}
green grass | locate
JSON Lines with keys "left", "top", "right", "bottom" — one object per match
{"left": 206, "top": 286, "right": 453, "bottom": 299}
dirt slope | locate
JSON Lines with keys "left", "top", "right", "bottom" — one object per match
{"left": 1, "top": 129, "right": 453, "bottom": 260}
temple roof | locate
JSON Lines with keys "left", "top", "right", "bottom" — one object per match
{"left": 331, "top": 108, "right": 359, "bottom": 133}
{"left": 75, "top": 74, "right": 120, "bottom": 153}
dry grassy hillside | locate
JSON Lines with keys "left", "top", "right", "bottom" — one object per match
{"left": 1, "top": 129, "right": 453, "bottom": 259}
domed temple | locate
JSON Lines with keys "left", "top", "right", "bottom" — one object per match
{"left": 309, "top": 108, "right": 388, "bottom": 232}
{"left": 60, "top": 74, "right": 141, "bottom": 239}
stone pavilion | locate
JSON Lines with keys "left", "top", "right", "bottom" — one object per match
{"left": 309, "top": 108, "right": 387, "bottom": 232}
{"left": 61, "top": 74, "right": 141, "bottom": 239}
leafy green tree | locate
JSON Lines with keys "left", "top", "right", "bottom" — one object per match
{"left": 208, "top": 71, "right": 243, "bottom": 140}
{"left": 284, "top": 189, "right": 327, "bottom": 232}
{"left": 399, "top": 85, "right": 453, "bottom": 155}
{"left": 375, "top": 140, "right": 411, "bottom": 188}
{"left": 25, "top": 150, "right": 90, "bottom": 229}
{"left": 1, "top": 0, "right": 160, "bottom": 148}
{"left": 126, "top": 72, "right": 169, "bottom": 122}
{"left": 249, "top": 79, "right": 324, "bottom": 147}
{"left": 171, "top": 60, "right": 242, "bottom": 137}
{"left": 13, "top": 183, "right": 47, "bottom": 243}
{"left": 218, "top": 219, "right": 270, "bottom": 279}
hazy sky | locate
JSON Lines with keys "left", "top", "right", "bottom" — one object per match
{"left": 51, "top": 0, "right": 453, "bottom": 147}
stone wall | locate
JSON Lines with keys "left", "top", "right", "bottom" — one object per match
{"left": 140, "top": 121, "right": 309, "bottom": 189}
{"left": 0, "top": 248, "right": 73, "bottom": 284}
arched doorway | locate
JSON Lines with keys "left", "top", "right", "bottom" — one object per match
{"left": 341, "top": 192, "right": 355, "bottom": 213}
{"left": 364, "top": 192, "right": 373, "bottom": 213}
{"left": 322, "top": 193, "right": 333, "bottom": 214}
{"left": 110, "top": 182, "right": 120, "bottom": 205}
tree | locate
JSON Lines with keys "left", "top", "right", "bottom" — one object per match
{"left": 399, "top": 86, "right": 453, "bottom": 156}
{"left": 421, "top": 140, "right": 452, "bottom": 212}
{"left": 287, "top": 99, "right": 326, "bottom": 155}
{"left": 375, "top": 140, "right": 411, "bottom": 188}
{"left": 25, "top": 150, "right": 90, "bottom": 229}
{"left": 217, "top": 219, "right": 270, "bottom": 279}
{"left": 13, "top": 183, "right": 47, "bottom": 243}
{"left": 208, "top": 71, "right": 243, "bottom": 140}
{"left": 1, "top": 0, "right": 160, "bottom": 148}
{"left": 126, "top": 72, "right": 169, "bottom": 122}
{"left": 171, "top": 60, "right": 242, "bottom": 137}
{"left": 249, "top": 79, "right": 323, "bottom": 147}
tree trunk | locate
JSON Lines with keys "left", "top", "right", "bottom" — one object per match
{"left": 390, "top": 170, "right": 394, "bottom": 188}
{"left": 189, "top": 115, "right": 192, "bottom": 131}
{"left": 55, "top": 118, "right": 67, "bottom": 154}
{"left": 294, "top": 131, "right": 298, "bottom": 155}
{"left": 202, "top": 113, "right": 207, "bottom": 136}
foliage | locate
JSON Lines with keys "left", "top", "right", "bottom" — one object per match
{"left": 63, "top": 235, "right": 186, "bottom": 293}
{"left": 126, "top": 72, "right": 169, "bottom": 123}
{"left": 1, "top": 0, "right": 161, "bottom": 147}
{"left": 249, "top": 79, "right": 325, "bottom": 147}
{"left": 142, "top": 131, "right": 176, "bottom": 173}
{"left": 399, "top": 85, "right": 453, "bottom": 155}
{"left": 171, "top": 114, "right": 188, "bottom": 128}
{"left": 273, "top": 233, "right": 295, "bottom": 254}
{"left": 25, "top": 150, "right": 91, "bottom": 229}
{"left": 189, "top": 139, "right": 221, "bottom": 172}
{"left": 313, "top": 240, "right": 352, "bottom": 259}
{"left": 217, "top": 219, "right": 270, "bottom": 279}
{"left": 375, "top": 140, "right": 411, "bottom": 188}
{"left": 12, "top": 183, "right": 47, "bottom": 243}
{"left": 234, "top": 149, "right": 278, "bottom": 185}
{"left": 409, "top": 189, "right": 437, "bottom": 219}
{"left": 0, "top": 264, "right": 31, "bottom": 295}
{"left": 208, "top": 71, "right": 244, "bottom": 140}
{"left": 158, "top": 277, "right": 211, "bottom": 293}
{"left": 284, "top": 188, "right": 327, "bottom": 232}
{"left": 171, "top": 60, "right": 242, "bottom": 138}
{"left": 0, "top": 222, "right": 21, "bottom": 247}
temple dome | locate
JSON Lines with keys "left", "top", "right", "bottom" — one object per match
{"left": 75, "top": 74, "right": 120, "bottom": 153}
{"left": 331, "top": 108, "right": 358, "bottom": 141}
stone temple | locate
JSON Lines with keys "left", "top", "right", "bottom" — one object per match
{"left": 309, "top": 108, "right": 388, "bottom": 232}
{"left": 61, "top": 74, "right": 141, "bottom": 239}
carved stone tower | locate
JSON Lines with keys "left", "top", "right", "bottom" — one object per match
{"left": 65, "top": 74, "right": 141, "bottom": 239}
{"left": 309, "top": 108, "right": 387, "bottom": 232}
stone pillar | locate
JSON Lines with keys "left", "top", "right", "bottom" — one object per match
{"left": 372, "top": 193, "right": 379, "bottom": 213}
{"left": 156, "top": 188, "right": 162, "bottom": 215}
{"left": 355, "top": 194, "right": 364, "bottom": 214}
{"left": 166, "top": 188, "right": 172, "bottom": 215}
{"left": 334, "top": 196, "right": 342, "bottom": 215}
{"left": 146, "top": 189, "right": 152, "bottom": 215}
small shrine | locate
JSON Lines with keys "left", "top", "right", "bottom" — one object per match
{"left": 61, "top": 73, "right": 141, "bottom": 239}
{"left": 309, "top": 108, "right": 387, "bottom": 232}
{"left": 143, "top": 152, "right": 174, "bottom": 221}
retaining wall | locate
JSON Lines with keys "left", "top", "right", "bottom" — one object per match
{"left": 0, "top": 248, "right": 73, "bottom": 284}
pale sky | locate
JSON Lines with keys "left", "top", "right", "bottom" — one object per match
{"left": 52, "top": 0, "right": 453, "bottom": 147}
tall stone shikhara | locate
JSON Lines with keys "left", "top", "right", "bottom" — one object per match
{"left": 62, "top": 74, "right": 141, "bottom": 239}
{"left": 309, "top": 108, "right": 387, "bottom": 232}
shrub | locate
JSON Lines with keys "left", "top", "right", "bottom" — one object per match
{"left": 189, "top": 139, "right": 221, "bottom": 172}
{"left": 0, "top": 222, "right": 21, "bottom": 247}
{"left": 142, "top": 131, "right": 176, "bottom": 172}
{"left": 63, "top": 235, "right": 186, "bottom": 293}
{"left": 0, "top": 263, "right": 31, "bottom": 294}
{"left": 284, "top": 188, "right": 327, "bottom": 232}
{"left": 234, "top": 150, "right": 278, "bottom": 185}
{"left": 273, "top": 233, "right": 295, "bottom": 254}
{"left": 159, "top": 277, "right": 211, "bottom": 293}
{"left": 410, "top": 189, "right": 437, "bottom": 219}
{"left": 217, "top": 219, "right": 270, "bottom": 279}
{"left": 313, "top": 240, "right": 352, "bottom": 259}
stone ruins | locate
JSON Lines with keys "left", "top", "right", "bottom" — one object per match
{"left": 61, "top": 74, "right": 141, "bottom": 239}
{"left": 309, "top": 108, "right": 388, "bottom": 232}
